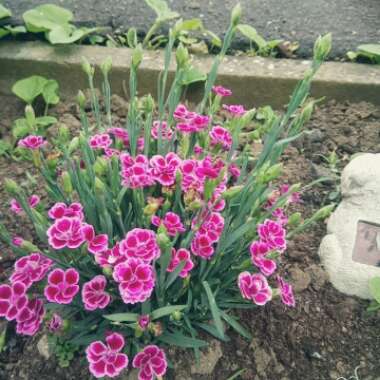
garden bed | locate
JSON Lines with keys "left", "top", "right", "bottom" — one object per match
{"left": 0, "top": 95, "right": 379, "bottom": 380}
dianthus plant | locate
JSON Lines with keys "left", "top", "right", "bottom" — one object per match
{"left": 0, "top": 7, "right": 332, "bottom": 380}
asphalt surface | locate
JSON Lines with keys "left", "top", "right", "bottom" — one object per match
{"left": 2, "top": 0, "right": 380, "bottom": 58}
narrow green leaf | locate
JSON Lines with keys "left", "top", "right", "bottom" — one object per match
{"left": 158, "top": 330, "right": 207, "bottom": 348}
{"left": 103, "top": 312, "right": 139, "bottom": 322}
{"left": 221, "top": 311, "right": 252, "bottom": 339}
{"left": 195, "top": 322, "right": 230, "bottom": 342}
{"left": 202, "top": 281, "right": 225, "bottom": 339}
{"left": 151, "top": 305, "right": 187, "bottom": 320}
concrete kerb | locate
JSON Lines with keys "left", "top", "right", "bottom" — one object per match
{"left": 0, "top": 41, "right": 379, "bottom": 108}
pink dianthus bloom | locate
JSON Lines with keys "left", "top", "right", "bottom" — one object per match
{"left": 47, "top": 216, "right": 85, "bottom": 250}
{"left": 82, "top": 224, "right": 109, "bottom": 254}
{"left": 151, "top": 121, "right": 173, "bottom": 141}
{"left": 18, "top": 135, "right": 46, "bottom": 149}
{"left": 272, "top": 208, "right": 288, "bottom": 226}
{"left": 138, "top": 315, "right": 150, "bottom": 330}
{"left": 12, "top": 236, "right": 24, "bottom": 247}
{"left": 212, "top": 85, "right": 232, "bottom": 97}
{"left": 162, "top": 212, "right": 185, "bottom": 236}
{"left": 82, "top": 275, "right": 111, "bottom": 311}
{"left": 257, "top": 219, "right": 287, "bottom": 252}
{"left": 104, "top": 148, "right": 121, "bottom": 158}
{"left": 94, "top": 243, "right": 126, "bottom": 268}
{"left": 113, "top": 259, "right": 155, "bottom": 304}
{"left": 16, "top": 298, "right": 45, "bottom": 336}
{"left": 191, "top": 232, "right": 216, "bottom": 260}
{"left": 228, "top": 163, "right": 241, "bottom": 179}
{"left": 238, "top": 272, "right": 272, "bottom": 306}
{"left": 48, "top": 313, "right": 63, "bottom": 332}
{"left": 249, "top": 241, "right": 277, "bottom": 277}
{"left": 120, "top": 228, "right": 160, "bottom": 262}
{"left": 86, "top": 333, "right": 129, "bottom": 378}
{"left": 120, "top": 154, "right": 154, "bottom": 189}
{"left": 132, "top": 345, "right": 167, "bottom": 380}
{"left": 0, "top": 281, "right": 28, "bottom": 321}
{"left": 167, "top": 248, "right": 194, "bottom": 278}
{"left": 209, "top": 126, "right": 232, "bottom": 150}
{"left": 107, "top": 127, "right": 129, "bottom": 141}
{"left": 173, "top": 104, "right": 195, "bottom": 121}
{"left": 10, "top": 253, "right": 53, "bottom": 288}
{"left": 280, "top": 184, "right": 301, "bottom": 204}
{"left": 223, "top": 104, "right": 246, "bottom": 116}
{"left": 48, "top": 202, "right": 84, "bottom": 220}
{"left": 195, "top": 155, "right": 224, "bottom": 180}
{"left": 180, "top": 159, "right": 204, "bottom": 192}
{"left": 150, "top": 152, "right": 181, "bottom": 187}
{"left": 44, "top": 268, "right": 80, "bottom": 304}
{"left": 277, "top": 276, "right": 296, "bottom": 307}
{"left": 89, "top": 134, "right": 112, "bottom": 149}
{"left": 10, "top": 195, "right": 40, "bottom": 214}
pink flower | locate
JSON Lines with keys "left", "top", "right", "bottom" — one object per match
{"left": 272, "top": 208, "right": 288, "bottom": 226}
{"left": 161, "top": 212, "right": 185, "bottom": 236}
{"left": 223, "top": 104, "right": 246, "bottom": 116}
{"left": 195, "top": 156, "right": 224, "bottom": 180}
{"left": 48, "top": 202, "right": 84, "bottom": 220}
{"left": 209, "top": 126, "right": 232, "bottom": 150}
{"left": 138, "top": 315, "right": 150, "bottom": 330}
{"left": 113, "top": 259, "right": 155, "bottom": 304}
{"left": 107, "top": 127, "right": 129, "bottom": 141}
{"left": 193, "top": 145, "right": 204, "bottom": 155}
{"left": 48, "top": 313, "right": 63, "bottom": 332}
{"left": 120, "top": 154, "right": 154, "bottom": 189}
{"left": 10, "top": 253, "right": 53, "bottom": 288}
{"left": 257, "top": 219, "right": 287, "bottom": 252}
{"left": 173, "top": 104, "right": 195, "bottom": 121}
{"left": 82, "top": 275, "right": 111, "bottom": 311}
{"left": 12, "top": 236, "right": 24, "bottom": 247}
{"left": 10, "top": 195, "right": 40, "bottom": 214}
{"left": 0, "top": 282, "right": 28, "bottom": 321}
{"left": 150, "top": 153, "right": 181, "bottom": 187}
{"left": 249, "top": 241, "right": 277, "bottom": 277}
{"left": 180, "top": 159, "right": 204, "bottom": 192}
{"left": 94, "top": 243, "right": 126, "bottom": 268}
{"left": 89, "top": 134, "right": 112, "bottom": 149}
{"left": 238, "top": 272, "right": 272, "bottom": 306}
{"left": 18, "top": 135, "right": 46, "bottom": 149}
{"left": 44, "top": 268, "right": 80, "bottom": 304}
{"left": 228, "top": 163, "right": 241, "bottom": 179}
{"left": 212, "top": 85, "right": 232, "bottom": 97}
{"left": 47, "top": 216, "right": 85, "bottom": 250}
{"left": 177, "top": 114, "right": 210, "bottom": 133}
{"left": 16, "top": 298, "right": 45, "bottom": 336}
{"left": 198, "top": 212, "right": 225, "bottom": 236}
{"left": 191, "top": 232, "right": 216, "bottom": 260}
{"left": 104, "top": 148, "right": 121, "bottom": 158}
{"left": 277, "top": 276, "right": 296, "bottom": 307}
{"left": 167, "top": 248, "right": 194, "bottom": 278}
{"left": 280, "top": 184, "right": 301, "bottom": 204}
{"left": 120, "top": 228, "right": 160, "bottom": 263}
{"left": 151, "top": 121, "right": 173, "bottom": 140}
{"left": 132, "top": 345, "right": 167, "bottom": 380}
{"left": 86, "top": 333, "right": 129, "bottom": 378}
{"left": 82, "top": 224, "right": 109, "bottom": 254}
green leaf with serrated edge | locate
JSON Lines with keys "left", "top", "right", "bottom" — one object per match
{"left": 23, "top": 4, "right": 73, "bottom": 33}
{"left": 12, "top": 75, "right": 48, "bottom": 104}
{"left": 202, "top": 281, "right": 225, "bottom": 339}
{"left": 221, "top": 311, "right": 252, "bottom": 339}
{"left": 157, "top": 330, "right": 207, "bottom": 348}
{"left": 369, "top": 277, "right": 380, "bottom": 304}
{"left": 151, "top": 305, "right": 187, "bottom": 320}
{"left": 103, "top": 312, "right": 139, "bottom": 322}
{"left": 0, "top": 4, "right": 11, "bottom": 19}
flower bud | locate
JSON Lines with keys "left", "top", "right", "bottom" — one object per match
{"left": 312, "top": 204, "right": 335, "bottom": 221}
{"left": 176, "top": 43, "right": 189, "bottom": 68}
{"left": 149, "top": 322, "right": 163, "bottom": 337}
{"left": 222, "top": 185, "right": 244, "bottom": 200}
{"left": 81, "top": 57, "right": 94, "bottom": 77}
{"left": 20, "top": 240, "right": 39, "bottom": 252}
{"left": 58, "top": 125, "right": 70, "bottom": 142}
{"left": 61, "top": 171, "right": 73, "bottom": 195}
{"left": 94, "top": 177, "right": 106, "bottom": 193}
{"left": 77, "top": 90, "right": 86, "bottom": 108}
{"left": 100, "top": 56, "right": 112, "bottom": 76}
{"left": 264, "top": 163, "right": 283, "bottom": 182}
{"left": 231, "top": 3, "right": 242, "bottom": 26}
{"left": 4, "top": 178, "right": 20, "bottom": 195}
{"left": 287, "top": 212, "right": 302, "bottom": 227}
{"left": 313, "top": 33, "right": 332, "bottom": 61}
{"left": 68, "top": 137, "right": 80, "bottom": 154}
{"left": 132, "top": 44, "right": 143, "bottom": 69}
{"left": 127, "top": 27, "right": 138, "bottom": 48}
{"left": 93, "top": 157, "right": 108, "bottom": 176}
{"left": 171, "top": 311, "right": 182, "bottom": 321}
{"left": 102, "top": 266, "right": 113, "bottom": 278}
{"left": 187, "top": 199, "right": 203, "bottom": 212}
{"left": 25, "top": 105, "right": 36, "bottom": 127}
{"left": 157, "top": 232, "right": 170, "bottom": 250}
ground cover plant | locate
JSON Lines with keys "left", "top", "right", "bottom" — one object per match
{"left": 0, "top": 4, "right": 333, "bottom": 379}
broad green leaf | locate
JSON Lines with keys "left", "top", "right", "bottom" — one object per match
{"left": 23, "top": 4, "right": 73, "bottom": 33}
{"left": 180, "top": 66, "right": 206, "bottom": 85}
{"left": 4, "top": 25, "right": 27, "bottom": 36}
{"left": 158, "top": 330, "right": 207, "bottom": 348}
{"left": 151, "top": 305, "right": 187, "bottom": 320}
{"left": 145, "top": 0, "right": 179, "bottom": 21}
{"left": 204, "top": 29, "right": 222, "bottom": 48}
{"left": 36, "top": 116, "right": 57, "bottom": 127}
{"left": 202, "top": 281, "right": 225, "bottom": 339}
{"left": 369, "top": 277, "right": 380, "bottom": 304}
{"left": 12, "top": 118, "right": 31, "bottom": 138}
{"left": 0, "top": 4, "right": 11, "bottom": 19}
{"left": 177, "top": 18, "right": 203, "bottom": 31}
{"left": 0, "top": 28, "right": 9, "bottom": 39}
{"left": 12, "top": 75, "right": 48, "bottom": 104}
{"left": 358, "top": 44, "right": 380, "bottom": 58}
{"left": 42, "top": 80, "right": 60, "bottom": 104}
{"left": 103, "top": 312, "right": 139, "bottom": 322}
{"left": 48, "top": 26, "right": 100, "bottom": 44}
{"left": 237, "top": 24, "right": 267, "bottom": 50}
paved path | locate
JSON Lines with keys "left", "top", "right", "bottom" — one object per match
{"left": 3, "top": 0, "right": 380, "bottom": 58}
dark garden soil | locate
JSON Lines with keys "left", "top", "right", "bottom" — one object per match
{"left": 0, "top": 96, "right": 379, "bottom": 380}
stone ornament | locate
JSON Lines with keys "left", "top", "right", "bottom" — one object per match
{"left": 319, "top": 153, "right": 380, "bottom": 299}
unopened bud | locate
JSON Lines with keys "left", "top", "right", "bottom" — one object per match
{"left": 231, "top": 3, "right": 242, "bottom": 26}
{"left": 287, "top": 212, "right": 302, "bottom": 227}
{"left": 20, "top": 240, "right": 39, "bottom": 252}
{"left": 313, "top": 33, "right": 332, "bottom": 61}
{"left": 25, "top": 105, "right": 36, "bottom": 127}
{"left": 100, "top": 56, "right": 112, "bottom": 76}
{"left": 77, "top": 90, "right": 86, "bottom": 108}
{"left": 94, "top": 177, "right": 106, "bottom": 193}
{"left": 264, "top": 163, "right": 283, "bottom": 182}
{"left": 132, "top": 44, "right": 143, "bottom": 69}
{"left": 93, "top": 157, "right": 108, "bottom": 176}
{"left": 102, "top": 266, "right": 113, "bottom": 278}
{"left": 81, "top": 57, "right": 94, "bottom": 77}
{"left": 4, "top": 178, "right": 19, "bottom": 195}
{"left": 312, "top": 204, "right": 335, "bottom": 221}
{"left": 68, "top": 137, "right": 80, "bottom": 154}
{"left": 176, "top": 43, "right": 189, "bottom": 68}
{"left": 157, "top": 232, "right": 170, "bottom": 249}
{"left": 223, "top": 185, "right": 244, "bottom": 200}
{"left": 61, "top": 171, "right": 73, "bottom": 195}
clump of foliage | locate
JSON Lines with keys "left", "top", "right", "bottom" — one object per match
{"left": 347, "top": 44, "right": 380, "bottom": 64}
{"left": 0, "top": 4, "right": 332, "bottom": 379}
